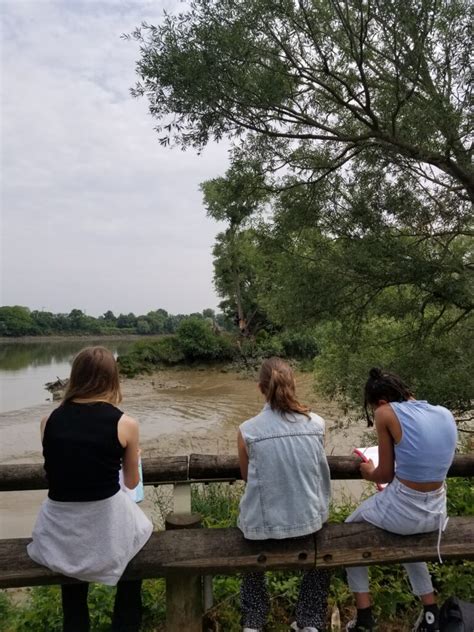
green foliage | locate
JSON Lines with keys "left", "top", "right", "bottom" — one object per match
{"left": 278, "top": 331, "right": 319, "bottom": 360}
{"left": 446, "top": 477, "right": 474, "bottom": 517}
{"left": 313, "top": 314, "right": 473, "bottom": 415}
{"left": 129, "top": 0, "right": 473, "bottom": 418}
{"left": 153, "top": 336, "right": 186, "bottom": 364}
{"left": 0, "top": 305, "right": 225, "bottom": 339}
{"left": 118, "top": 337, "right": 185, "bottom": 377}
{"left": 131, "top": 0, "right": 472, "bottom": 193}
{"left": 0, "top": 581, "right": 166, "bottom": 632}
{"left": 194, "top": 482, "right": 474, "bottom": 627}
{"left": 240, "top": 332, "right": 284, "bottom": 359}
{"left": 235, "top": 330, "right": 319, "bottom": 362}
{"left": 192, "top": 482, "right": 241, "bottom": 528}
{"left": 176, "top": 317, "right": 222, "bottom": 360}
{"left": 0, "top": 306, "right": 39, "bottom": 337}
{"left": 118, "top": 323, "right": 319, "bottom": 376}
{"left": 0, "top": 591, "right": 13, "bottom": 631}
{"left": 118, "top": 321, "right": 239, "bottom": 376}
{"left": 7, "top": 586, "right": 62, "bottom": 631}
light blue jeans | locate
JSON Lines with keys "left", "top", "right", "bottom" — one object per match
{"left": 345, "top": 477, "right": 447, "bottom": 596}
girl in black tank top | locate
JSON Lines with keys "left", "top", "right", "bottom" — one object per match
{"left": 44, "top": 401, "right": 124, "bottom": 501}
{"left": 27, "top": 346, "right": 153, "bottom": 632}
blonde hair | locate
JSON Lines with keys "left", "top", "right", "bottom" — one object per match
{"left": 259, "top": 357, "right": 310, "bottom": 418}
{"left": 62, "top": 346, "right": 122, "bottom": 405}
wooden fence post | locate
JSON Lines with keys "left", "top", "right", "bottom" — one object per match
{"left": 173, "top": 482, "right": 192, "bottom": 513}
{"left": 165, "top": 513, "right": 203, "bottom": 632}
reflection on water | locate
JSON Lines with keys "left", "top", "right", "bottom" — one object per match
{"left": 0, "top": 339, "right": 138, "bottom": 413}
{"left": 0, "top": 339, "right": 138, "bottom": 371}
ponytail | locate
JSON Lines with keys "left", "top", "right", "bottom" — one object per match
{"left": 259, "top": 357, "right": 311, "bottom": 419}
{"left": 364, "top": 367, "right": 413, "bottom": 426}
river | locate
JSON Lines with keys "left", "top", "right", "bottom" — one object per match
{"left": 0, "top": 338, "right": 368, "bottom": 538}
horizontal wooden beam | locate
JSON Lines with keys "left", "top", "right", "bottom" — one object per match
{"left": 189, "top": 454, "right": 369, "bottom": 480}
{"left": 0, "top": 454, "right": 472, "bottom": 492}
{"left": 1, "top": 517, "right": 472, "bottom": 589}
{"left": 0, "top": 456, "right": 189, "bottom": 492}
{"left": 189, "top": 453, "right": 474, "bottom": 481}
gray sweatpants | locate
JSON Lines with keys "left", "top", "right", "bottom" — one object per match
{"left": 345, "top": 478, "right": 447, "bottom": 596}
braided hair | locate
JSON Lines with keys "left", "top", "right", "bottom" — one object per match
{"left": 364, "top": 367, "right": 413, "bottom": 426}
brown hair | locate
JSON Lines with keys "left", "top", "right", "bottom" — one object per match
{"left": 62, "top": 346, "right": 122, "bottom": 405}
{"left": 259, "top": 357, "right": 311, "bottom": 418}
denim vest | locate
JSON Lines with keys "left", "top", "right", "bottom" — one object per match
{"left": 238, "top": 404, "right": 330, "bottom": 540}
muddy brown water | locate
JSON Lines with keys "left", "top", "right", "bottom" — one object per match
{"left": 0, "top": 362, "right": 370, "bottom": 538}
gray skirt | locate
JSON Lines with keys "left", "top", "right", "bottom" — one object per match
{"left": 27, "top": 490, "right": 153, "bottom": 585}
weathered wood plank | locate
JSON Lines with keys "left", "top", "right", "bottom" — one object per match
{"left": 1, "top": 518, "right": 472, "bottom": 589}
{"left": 0, "top": 454, "right": 472, "bottom": 491}
{"left": 165, "top": 513, "right": 203, "bottom": 632}
{"left": 188, "top": 453, "right": 474, "bottom": 481}
{"left": 0, "top": 456, "right": 189, "bottom": 491}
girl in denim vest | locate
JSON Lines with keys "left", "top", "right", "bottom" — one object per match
{"left": 345, "top": 368, "right": 457, "bottom": 632}
{"left": 237, "top": 357, "right": 331, "bottom": 632}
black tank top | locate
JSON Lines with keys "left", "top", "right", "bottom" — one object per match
{"left": 43, "top": 402, "right": 125, "bottom": 501}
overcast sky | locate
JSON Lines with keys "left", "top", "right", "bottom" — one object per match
{"left": 1, "top": 0, "right": 229, "bottom": 317}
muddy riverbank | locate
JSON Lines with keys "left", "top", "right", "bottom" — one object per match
{"left": 0, "top": 368, "right": 370, "bottom": 538}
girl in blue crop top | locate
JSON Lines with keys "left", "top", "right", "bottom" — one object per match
{"left": 344, "top": 368, "right": 457, "bottom": 632}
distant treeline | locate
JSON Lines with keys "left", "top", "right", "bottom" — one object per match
{"left": 0, "top": 305, "right": 232, "bottom": 337}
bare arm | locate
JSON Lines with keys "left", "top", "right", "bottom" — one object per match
{"left": 117, "top": 414, "right": 140, "bottom": 489}
{"left": 40, "top": 415, "right": 49, "bottom": 444}
{"left": 237, "top": 430, "right": 249, "bottom": 482}
{"left": 360, "top": 406, "right": 396, "bottom": 484}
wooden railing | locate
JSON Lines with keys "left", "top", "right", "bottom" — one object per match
{"left": 1, "top": 454, "right": 473, "bottom": 490}
{"left": 1, "top": 454, "right": 473, "bottom": 632}
{"left": 2, "top": 518, "right": 473, "bottom": 589}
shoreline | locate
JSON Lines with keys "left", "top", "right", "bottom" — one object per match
{"left": 0, "top": 334, "right": 157, "bottom": 343}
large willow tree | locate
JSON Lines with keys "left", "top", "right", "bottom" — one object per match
{"left": 130, "top": 0, "right": 473, "bottom": 417}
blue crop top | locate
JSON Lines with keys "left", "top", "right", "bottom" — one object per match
{"left": 390, "top": 400, "right": 457, "bottom": 482}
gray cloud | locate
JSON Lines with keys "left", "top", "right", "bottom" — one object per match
{"left": 1, "top": 0, "right": 229, "bottom": 316}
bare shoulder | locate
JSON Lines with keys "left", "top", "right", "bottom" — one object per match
{"left": 117, "top": 413, "right": 139, "bottom": 448}
{"left": 40, "top": 414, "right": 50, "bottom": 442}
{"left": 374, "top": 404, "right": 397, "bottom": 427}
{"left": 40, "top": 414, "right": 50, "bottom": 430}
{"left": 118, "top": 414, "right": 139, "bottom": 430}
{"left": 375, "top": 403, "right": 402, "bottom": 442}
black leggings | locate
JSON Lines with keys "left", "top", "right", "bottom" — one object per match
{"left": 240, "top": 569, "right": 330, "bottom": 629}
{"left": 61, "top": 579, "right": 142, "bottom": 632}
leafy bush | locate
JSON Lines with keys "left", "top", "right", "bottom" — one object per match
{"left": 1, "top": 582, "right": 166, "bottom": 631}
{"left": 446, "top": 476, "right": 474, "bottom": 517}
{"left": 118, "top": 320, "right": 238, "bottom": 376}
{"left": 5, "top": 586, "right": 62, "bottom": 632}
{"left": 240, "top": 332, "right": 284, "bottom": 359}
{"left": 216, "top": 334, "right": 238, "bottom": 361}
{"left": 0, "top": 591, "right": 13, "bottom": 630}
{"left": 314, "top": 315, "right": 473, "bottom": 416}
{"left": 153, "top": 336, "right": 185, "bottom": 364}
{"left": 279, "top": 330, "right": 319, "bottom": 359}
{"left": 176, "top": 317, "right": 222, "bottom": 360}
